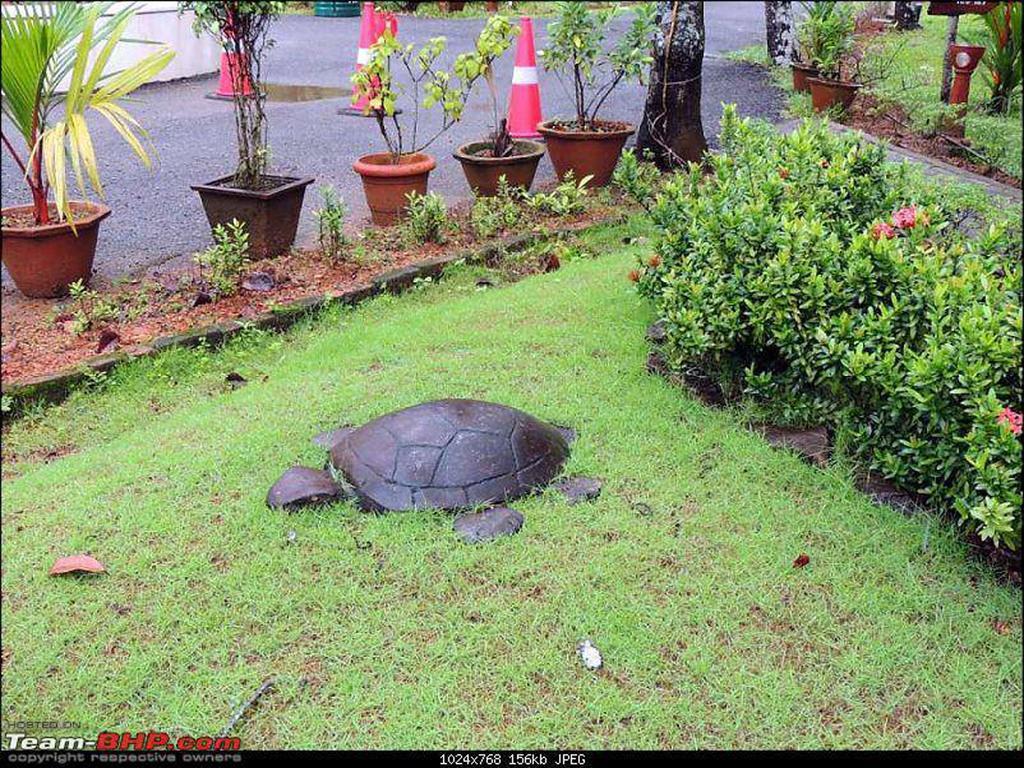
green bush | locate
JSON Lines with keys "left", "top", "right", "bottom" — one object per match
{"left": 194, "top": 218, "right": 250, "bottom": 297}
{"left": 403, "top": 191, "right": 449, "bottom": 244}
{"left": 635, "top": 106, "right": 1023, "bottom": 550}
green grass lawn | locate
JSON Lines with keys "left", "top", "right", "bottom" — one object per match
{"left": 2, "top": 219, "right": 1021, "bottom": 749}
{"left": 727, "top": 13, "right": 1023, "bottom": 180}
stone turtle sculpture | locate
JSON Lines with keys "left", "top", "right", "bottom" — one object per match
{"left": 267, "top": 399, "right": 579, "bottom": 514}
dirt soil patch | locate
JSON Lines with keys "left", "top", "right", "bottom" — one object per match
{"left": 1, "top": 188, "right": 629, "bottom": 386}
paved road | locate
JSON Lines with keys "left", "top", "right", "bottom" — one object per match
{"left": 1, "top": 2, "right": 782, "bottom": 287}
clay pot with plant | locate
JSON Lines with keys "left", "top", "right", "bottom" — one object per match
{"left": 799, "top": 1, "right": 861, "bottom": 112}
{"left": 536, "top": 2, "right": 658, "bottom": 188}
{"left": 351, "top": 29, "right": 490, "bottom": 224}
{"left": 0, "top": 3, "right": 174, "bottom": 298}
{"left": 182, "top": 1, "right": 314, "bottom": 258}
{"left": 452, "top": 14, "right": 546, "bottom": 196}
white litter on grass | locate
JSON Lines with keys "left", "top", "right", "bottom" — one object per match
{"left": 577, "top": 639, "right": 603, "bottom": 670}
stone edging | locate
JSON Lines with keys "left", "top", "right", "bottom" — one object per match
{"left": 1, "top": 218, "right": 626, "bottom": 413}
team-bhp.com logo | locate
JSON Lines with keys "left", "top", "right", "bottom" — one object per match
{"left": 4, "top": 732, "right": 240, "bottom": 750}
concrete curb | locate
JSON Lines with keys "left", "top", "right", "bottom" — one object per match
{"left": 1, "top": 218, "right": 625, "bottom": 412}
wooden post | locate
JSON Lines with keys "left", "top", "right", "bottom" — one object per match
{"left": 940, "top": 14, "right": 959, "bottom": 102}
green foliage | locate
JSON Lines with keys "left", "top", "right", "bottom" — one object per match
{"left": 179, "top": 2, "right": 285, "bottom": 188}
{"left": 470, "top": 176, "right": 526, "bottom": 238}
{"left": 962, "top": 2, "right": 1023, "bottom": 115}
{"left": 194, "top": 219, "right": 251, "bottom": 296}
{"left": 528, "top": 172, "right": 592, "bottom": 215}
{"left": 403, "top": 191, "right": 449, "bottom": 244}
{"left": 315, "top": 184, "right": 348, "bottom": 261}
{"left": 796, "top": 0, "right": 855, "bottom": 79}
{"left": 0, "top": 3, "right": 173, "bottom": 224}
{"left": 636, "top": 106, "right": 1023, "bottom": 549}
{"left": 352, "top": 16, "right": 515, "bottom": 160}
{"left": 612, "top": 148, "right": 661, "bottom": 212}
{"left": 539, "top": 1, "right": 657, "bottom": 128}
{"left": 63, "top": 279, "right": 119, "bottom": 335}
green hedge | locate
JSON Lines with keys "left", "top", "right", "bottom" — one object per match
{"left": 635, "top": 107, "right": 1023, "bottom": 550}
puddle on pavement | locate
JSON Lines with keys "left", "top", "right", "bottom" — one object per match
{"left": 263, "top": 83, "right": 352, "bottom": 102}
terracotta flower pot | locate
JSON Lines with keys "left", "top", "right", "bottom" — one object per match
{"left": 807, "top": 77, "right": 862, "bottom": 113}
{"left": 453, "top": 140, "right": 546, "bottom": 196}
{"left": 1, "top": 202, "right": 111, "bottom": 298}
{"left": 192, "top": 175, "right": 314, "bottom": 259}
{"left": 353, "top": 152, "right": 436, "bottom": 226}
{"left": 536, "top": 119, "right": 635, "bottom": 188}
{"left": 791, "top": 63, "right": 818, "bottom": 93}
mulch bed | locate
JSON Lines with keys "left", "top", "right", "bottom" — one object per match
{"left": 1, "top": 189, "right": 628, "bottom": 387}
{"left": 844, "top": 94, "right": 1022, "bottom": 189}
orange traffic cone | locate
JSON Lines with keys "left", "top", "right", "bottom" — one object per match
{"left": 342, "top": 3, "right": 398, "bottom": 116}
{"left": 208, "top": 12, "right": 254, "bottom": 101}
{"left": 507, "top": 17, "right": 542, "bottom": 139}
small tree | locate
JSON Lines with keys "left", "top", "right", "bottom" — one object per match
{"left": 352, "top": 23, "right": 504, "bottom": 162}
{"left": 964, "top": 1, "right": 1023, "bottom": 114}
{"left": 180, "top": 2, "right": 286, "bottom": 189}
{"left": 471, "top": 15, "right": 520, "bottom": 157}
{"left": 539, "top": 2, "right": 658, "bottom": 131}
{"left": 797, "top": 1, "right": 855, "bottom": 80}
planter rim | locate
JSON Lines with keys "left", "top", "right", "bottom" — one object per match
{"left": 453, "top": 140, "right": 545, "bottom": 166}
{"left": 353, "top": 152, "right": 436, "bottom": 178}
{"left": 190, "top": 174, "right": 315, "bottom": 200}
{"left": 537, "top": 120, "right": 635, "bottom": 142}
{"left": 1, "top": 202, "right": 110, "bottom": 238}
{"left": 806, "top": 77, "right": 863, "bottom": 90}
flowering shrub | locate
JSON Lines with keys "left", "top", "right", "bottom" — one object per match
{"left": 635, "top": 107, "right": 1023, "bottom": 550}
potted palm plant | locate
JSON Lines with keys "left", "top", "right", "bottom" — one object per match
{"left": 801, "top": 1, "right": 860, "bottom": 112}
{"left": 1, "top": 3, "right": 174, "bottom": 298}
{"left": 183, "top": 1, "right": 314, "bottom": 258}
{"left": 351, "top": 29, "right": 491, "bottom": 224}
{"left": 536, "top": 2, "right": 657, "bottom": 188}
{"left": 451, "top": 14, "right": 546, "bottom": 196}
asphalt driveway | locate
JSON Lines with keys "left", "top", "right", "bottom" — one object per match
{"left": 1, "top": 2, "right": 782, "bottom": 287}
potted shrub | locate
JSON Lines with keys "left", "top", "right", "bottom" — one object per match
{"left": 800, "top": 1, "right": 861, "bottom": 112}
{"left": 1, "top": 3, "right": 173, "bottom": 298}
{"left": 351, "top": 29, "right": 489, "bottom": 224}
{"left": 451, "top": 14, "right": 545, "bottom": 196}
{"left": 536, "top": 2, "right": 657, "bottom": 187}
{"left": 183, "top": 2, "right": 314, "bottom": 258}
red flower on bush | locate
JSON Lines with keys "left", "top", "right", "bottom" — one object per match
{"left": 871, "top": 221, "right": 896, "bottom": 240}
{"left": 892, "top": 206, "right": 918, "bottom": 229}
{"left": 778, "top": 167, "right": 790, "bottom": 180}
{"left": 997, "top": 407, "right": 1023, "bottom": 436}
{"left": 628, "top": 269, "right": 641, "bottom": 283}
{"left": 647, "top": 254, "right": 662, "bottom": 268}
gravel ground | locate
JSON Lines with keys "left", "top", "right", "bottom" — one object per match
{"left": 1, "top": 2, "right": 783, "bottom": 288}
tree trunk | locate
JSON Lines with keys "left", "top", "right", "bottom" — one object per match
{"left": 637, "top": 1, "right": 708, "bottom": 169}
{"left": 939, "top": 14, "right": 959, "bottom": 102}
{"left": 894, "top": 2, "right": 921, "bottom": 30}
{"left": 764, "top": 2, "right": 795, "bottom": 65}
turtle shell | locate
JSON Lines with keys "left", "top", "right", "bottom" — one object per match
{"left": 329, "top": 399, "right": 570, "bottom": 512}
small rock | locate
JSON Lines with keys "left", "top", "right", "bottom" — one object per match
{"left": 96, "top": 328, "right": 120, "bottom": 354}
{"left": 312, "top": 426, "right": 355, "bottom": 450}
{"left": 191, "top": 291, "right": 213, "bottom": 307}
{"left": 754, "top": 424, "right": 830, "bottom": 467}
{"left": 854, "top": 472, "right": 924, "bottom": 515}
{"left": 475, "top": 278, "right": 495, "bottom": 289}
{"left": 554, "top": 476, "right": 602, "bottom": 504}
{"left": 266, "top": 466, "right": 341, "bottom": 509}
{"left": 286, "top": 530, "right": 297, "bottom": 544}
{"left": 453, "top": 507, "right": 524, "bottom": 544}
{"left": 646, "top": 320, "right": 667, "bottom": 344}
{"left": 225, "top": 371, "right": 247, "bottom": 387}
{"left": 577, "top": 639, "right": 602, "bottom": 670}
{"left": 242, "top": 272, "right": 276, "bottom": 292}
